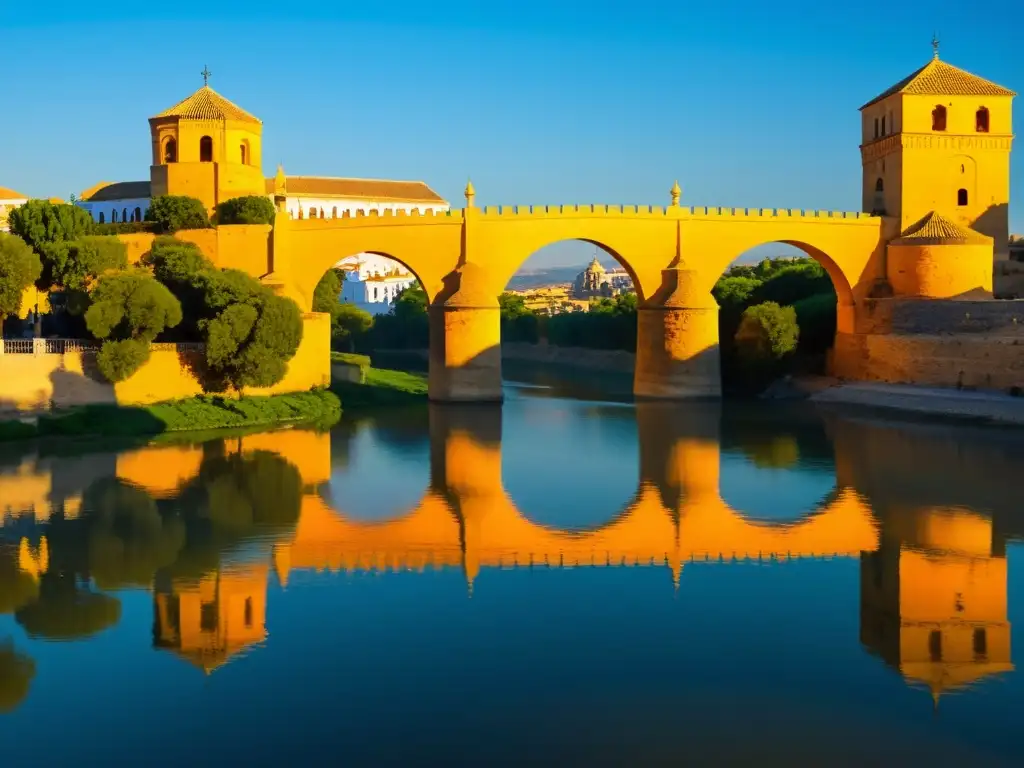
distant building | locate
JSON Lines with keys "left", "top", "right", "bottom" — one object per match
{"left": 0, "top": 186, "right": 28, "bottom": 232}
{"left": 1010, "top": 235, "right": 1024, "bottom": 263}
{"left": 337, "top": 253, "right": 417, "bottom": 315}
{"left": 571, "top": 256, "right": 633, "bottom": 299}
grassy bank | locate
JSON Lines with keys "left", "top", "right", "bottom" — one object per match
{"left": 331, "top": 365, "right": 428, "bottom": 408}
{"left": 0, "top": 388, "right": 341, "bottom": 443}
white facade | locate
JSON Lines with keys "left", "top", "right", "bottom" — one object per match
{"left": 337, "top": 253, "right": 417, "bottom": 316}
{"left": 604, "top": 268, "right": 634, "bottom": 292}
{"left": 77, "top": 198, "right": 150, "bottom": 224}
{"left": 76, "top": 193, "right": 448, "bottom": 225}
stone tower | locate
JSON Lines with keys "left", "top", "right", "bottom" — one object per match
{"left": 859, "top": 45, "right": 1015, "bottom": 262}
{"left": 148, "top": 78, "right": 266, "bottom": 215}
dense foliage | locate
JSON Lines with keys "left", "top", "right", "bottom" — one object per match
{"left": 215, "top": 195, "right": 276, "bottom": 225}
{"left": 143, "top": 238, "right": 303, "bottom": 390}
{"left": 85, "top": 269, "right": 184, "bottom": 382}
{"left": 144, "top": 195, "right": 211, "bottom": 233}
{"left": 38, "top": 235, "right": 128, "bottom": 294}
{"left": 6, "top": 200, "right": 94, "bottom": 252}
{"left": 0, "top": 233, "right": 42, "bottom": 323}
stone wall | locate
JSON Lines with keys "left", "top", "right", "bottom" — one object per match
{"left": 0, "top": 313, "right": 330, "bottom": 414}
{"left": 833, "top": 297, "right": 1024, "bottom": 391}
{"left": 833, "top": 333, "right": 1024, "bottom": 391}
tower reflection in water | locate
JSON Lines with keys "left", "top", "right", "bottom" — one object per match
{"left": 0, "top": 402, "right": 1017, "bottom": 712}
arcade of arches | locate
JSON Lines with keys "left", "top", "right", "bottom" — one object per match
{"left": 101, "top": 51, "right": 1017, "bottom": 404}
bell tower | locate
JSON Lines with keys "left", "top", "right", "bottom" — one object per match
{"left": 148, "top": 67, "right": 266, "bottom": 215}
{"left": 859, "top": 41, "right": 1015, "bottom": 260}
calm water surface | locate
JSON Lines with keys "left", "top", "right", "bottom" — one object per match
{"left": 2, "top": 369, "right": 1024, "bottom": 766}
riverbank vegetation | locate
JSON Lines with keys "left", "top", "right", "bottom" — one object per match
{"left": 0, "top": 388, "right": 340, "bottom": 443}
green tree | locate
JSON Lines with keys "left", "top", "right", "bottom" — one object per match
{"left": 393, "top": 283, "right": 428, "bottom": 319}
{"left": 144, "top": 195, "right": 210, "bottom": 233}
{"left": 141, "top": 237, "right": 216, "bottom": 338}
{"left": 0, "top": 641, "right": 35, "bottom": 714}
{"left": 735, "top": 301, "right": 799, "bottom": 362}
{"left": 313, "top": 268, "right": 343, "bottom": 317}
{"left": 712, "top": 275, "right": 761, "bottom": 310}
{"left": 85, "top": 269, "right": 184, "bottom": 382}
{"left": 499, "top": 292, "right": 531, "bottom": 320}
{"left": 37, "top": 235, "right": 128, "bottom": 295}
{"left": 6, "top": 200, "right": 94, "bottom": 252}
{"left": 203, "top": 289, "right": 303, "bottom": 390}
{"left": 0, "top": 233, "right": 42, "bottom": 323}
{"left": 215, "top": 195, "right": 276, "bottom": 225}
{"left": 333, "top": 302, "right": 373, "bottom": 351}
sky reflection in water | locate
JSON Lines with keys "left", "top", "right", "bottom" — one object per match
{"left": 2, "top": 371, "right": 1024, "bottom": 766}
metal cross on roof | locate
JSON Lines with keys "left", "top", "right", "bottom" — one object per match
{"left": 931, "top": 33, "right": 940, "bottom": 60}
{"left": 201, "top": 65, "right": 212, "bottom": 86}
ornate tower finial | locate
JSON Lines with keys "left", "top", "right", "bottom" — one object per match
{"left": 464, "top": 179, "right": 476, "bottom": 207}
{"left": 670, "top": 180, "right": 681, "bottom": 207}
{"left": 931, "top": 33, "right": 940, "bottom": 60}
{"left": 201, "top": 65, "right": 212, "bottom": 86}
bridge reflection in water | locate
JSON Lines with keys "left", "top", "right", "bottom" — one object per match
{"left": 0, "top": 403, "right": 1016, "bottom": 709}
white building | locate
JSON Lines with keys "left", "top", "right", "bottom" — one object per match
{"left": 337, "top": 252, "right": 418, "bottom": 316}
{"left": 0, "top": 187, "right": 29, "bottom": 232}
{"left": 604, "top": 267, "right": 634, "bottom": 292}
{"left": 75, "top": 174, "right": 446, "bottom": 317}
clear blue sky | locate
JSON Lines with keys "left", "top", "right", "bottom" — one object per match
{"left": 1, "top": 1, "right": 1020, "bottom": 268}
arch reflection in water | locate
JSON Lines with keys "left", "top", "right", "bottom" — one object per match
{"left": 278, "top": 402, "right": 879, "bottom": 594}
{"left": 0, "top": 404, "right": 1018, "bottom": 712}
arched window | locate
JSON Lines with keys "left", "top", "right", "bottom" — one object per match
{"left": 98, "top": 212, "right": 105, "bottom": 224}
{"left": 976, "top": 107, "right": 990, "bottom": 133}
{"left": 871, "top": 178, "right": 886, "bottom": 216}
{"left": 873, "top": 117, "right": 879, "bottom": 139}
{"left": 875, "top": 178, "right": 884, "bottom": 192}
{"left": 332, "top": 206, "right": 338, "bottom": 218}
{"left": 163, "top": 138, "right": 177, "bottom": 163}
{"left": 881, "top": 115, "right": 886, "bottom": 135}
{"left": 240, "top": 142, "right": 248, "bottom": 165}
{"left": 122, "top": 207, "right": 128, "bottom": 223}
{"left": 134, "top": 206, "right": 142, "bottom": 222}
{"left": 957, "top": 188, "right": 969, "bottom": 206}
{"left": 309, "top": 208, "right": 317, "bottom": 219}
{"left": 932, "top": 105, "right": 947, "bottom": 131}
{"left": 200, "top": 136, "right": 213, "bottom": 162}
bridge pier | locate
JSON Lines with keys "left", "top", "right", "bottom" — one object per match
{"left": 634, "top": 268, "right": 722, "bottom": 399}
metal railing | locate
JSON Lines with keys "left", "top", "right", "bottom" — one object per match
{"left": 1, "top": 338, "right": 206, "bottom": 355}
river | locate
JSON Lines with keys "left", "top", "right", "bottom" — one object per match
{"left": 2, "top": 367, "right": 1024, "bottom": 765}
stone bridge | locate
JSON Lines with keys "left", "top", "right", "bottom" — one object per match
{"left": 265, "top": 187, "right": 892, "bottom": 401}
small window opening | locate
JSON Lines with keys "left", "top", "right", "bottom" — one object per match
{"left": 957, "top": 188, "right": 968, "bottom": 206}
{"left": 973, "top": 628, "right": 988, "bottom": 658}
{"left": 200, "top": 136, "right": 213, "bottom": 162}
{"left": 929, "top": 630, "right": 943, "bottom": 662}
{"left": 976, "top": 107, "right": 990, "bottom": 133}
{"left": 932, "top": 105, "right": 947, "bottom": 131}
